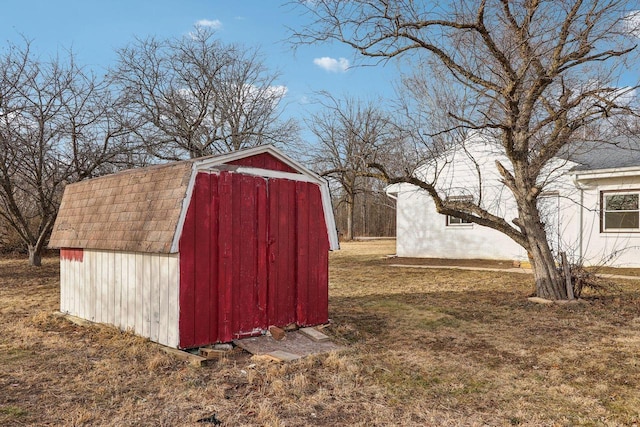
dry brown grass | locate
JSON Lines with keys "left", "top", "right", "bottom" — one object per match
{"left": 2, "top": 242, "right": 640, "bottom": 426}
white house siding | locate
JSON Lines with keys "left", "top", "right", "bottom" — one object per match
{"left": 390, "top": 133, "right": 605, "bottom": 262}
{"left": 394, "top": 140, "right": 556, "bottom": 261}
{"left": 395, "top": 182, "right": 528, "bottom": 260}
{"left": 60, "top": 250, "right": 180, "bottom": 348}
{"left": 390, "top": 135, "right": 640, "bottom": 268}
{"left": 572, "top": 175, "right": 640, "bottom": 267}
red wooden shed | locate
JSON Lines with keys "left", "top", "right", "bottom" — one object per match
{"left": 49, "top": 145, "right": 339, "bottom": 349}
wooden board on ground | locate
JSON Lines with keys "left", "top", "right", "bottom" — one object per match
{"left": 159, "top": 346, "right": 208, "bottom": 367}
{"left": 54, "top": 311, "right": 96, "bottom": 328}
{"left": 264, "top": 350, "right": 302, "bottom": 362}
{"left": 299, "top": 327, "right": 330, "bottom": 342}
{"left": 234, "top": 329, "right": 343, "bottom": 361}
{"left": 199, "top": 347, "right": 229, "bottom": 360}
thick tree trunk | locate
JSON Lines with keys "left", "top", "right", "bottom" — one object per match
{"left": 28, "top": 244, "right": 42, "bottom": 267}
{"left": 345, "top": 193, "right": 355, "bottom": 240}
{"left": 521, "top": 204, "right": 567, "bottom": 300}
{"left": 528, "top": 233, "right": 566, "bottom": 300}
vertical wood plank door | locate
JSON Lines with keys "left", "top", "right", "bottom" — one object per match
{"left": 179, "top": 172, "right": 211, "bottom": 348}
{"left": 179, "top": 172, "right": 268, "bottom": 347}
{"left": 267, "top": 178, "right": 298, "bottom": 327}
{"left": 179, "top": 171, "right": 329, "bottom": 349}
{"left": 266, "top": 178, "right": 329, "bottom": 328}
{"left": 229, "top": 173, "right": 268, "bottom": 339}
{"left": 294, "top": 181, "right": 329, "bottom": 326}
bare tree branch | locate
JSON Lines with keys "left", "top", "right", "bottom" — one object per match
{"left": 0, "top": 39, "right": 138, "bottom": 265}
{"left": 292, "top": 0, "right": 640, "bottom": 299}
{"left": 111, "top": 27, "right": 299, "bottom": 160}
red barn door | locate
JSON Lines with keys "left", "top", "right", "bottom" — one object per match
{"left": 179, "top": 171, "right": 329, "bottom": 349}
{"left": 267, "top": 179, "right": 329, "bottom": 328}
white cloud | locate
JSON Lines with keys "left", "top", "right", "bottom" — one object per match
{"left": 609, "top": 86, "right": 637, "bottom": 108}
{"left": 249, "top": 84, "right": 288, "bottom": 105}
{"left": 624, "top": 11, "right": 640, "bottom": 37}
{"left": 313, "top": 57, "right": 350, "bottom": 73}
{"left": 195, "top": 19, "right": 222, "bottom": 29}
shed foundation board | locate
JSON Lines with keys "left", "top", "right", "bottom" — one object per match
{"left": 234, "top": 330, "right": 343, "bottom": 359}
{"left": 159, "top": 346, "right": 208, "bottom": 367}
{"left": 54, "top": 311, "right": 96, "bottom": 328}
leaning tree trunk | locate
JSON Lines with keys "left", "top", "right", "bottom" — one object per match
{"left": 520, "top": 204, "right": 567, "bottom": 300}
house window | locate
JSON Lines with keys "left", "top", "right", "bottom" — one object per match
{"left": 445, "top": 195, "right": 473, "bottom": 227}
{"left": 446, "top": 215, "right": 472, "bottom": 226}
{"left": 602, "top": 191, "right": 640, "bottom": 231}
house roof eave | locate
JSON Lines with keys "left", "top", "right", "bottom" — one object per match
{"left": 571, "top": 165, "right": 640, "bottom": 182}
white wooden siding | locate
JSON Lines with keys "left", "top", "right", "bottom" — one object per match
{"left": 392, "top": 136, "right": 640, "bottom": 267}
{"left": 570, "top": 176, "right": 640, "bottom": 267}
{"left": 396, "top": 140, "right": 531, "bottom": 260}
{"left": 395, "top": 183, "right": 528, "bottom": 260}
{"left": 60, "top": 250, "right": 180, "bottom": 348}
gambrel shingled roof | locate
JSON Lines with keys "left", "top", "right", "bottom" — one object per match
{"left": 49, "top": 145, "right": 340, "bottom": 253}
{"left": 49, "top": 161, "right": 193, "bottom": 253}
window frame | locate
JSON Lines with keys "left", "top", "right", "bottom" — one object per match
{"left": 446, "top": 215, "right": 473, "bottom": 226}
{"left": 445, "top": 195, "right": 474, "bottom": 227}
{"left": 600, "top": 190, "right": 640, "bottom": 233}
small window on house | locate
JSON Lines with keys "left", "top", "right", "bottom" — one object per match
{"left": 602, "top": 192, "right": 640, "bottom": 231}
{"left": 446, "top": 195, "right": 473, "bottom": 227}
{"left": 447, "top": 215, "right": 472, "bottom": 226}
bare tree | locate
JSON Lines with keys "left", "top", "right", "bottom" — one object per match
{"left": 293, "top": 0, "right": 640, "bottom": 299}
{"left": 307, "top": 93, "right": 395, "bottom": 240}
{"left": 112, "top": 27, "right": 299, "bottom": 160}
{"left": 331, "top": 176, "right": 396, "bottom": 238}
{"left": 0, "top": 40, "right": 138, "bottom": 266}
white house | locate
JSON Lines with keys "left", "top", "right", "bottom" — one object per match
{"left": 386, "top": 134, "right": 640, "bottom": 268}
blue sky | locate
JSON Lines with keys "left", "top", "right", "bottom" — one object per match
{"left": 1, "top": 1, "right": 639, "bottom": 146}
{"left": 0, "top": 0, "right": 399, "bottom": 142}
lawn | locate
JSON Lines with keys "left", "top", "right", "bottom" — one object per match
{"left": 1, "top": 240, "right": 640, "bottom": 426}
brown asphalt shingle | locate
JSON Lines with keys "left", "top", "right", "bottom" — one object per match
{"left": 49, "top": 160, "right": 194, "bottom": 254}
